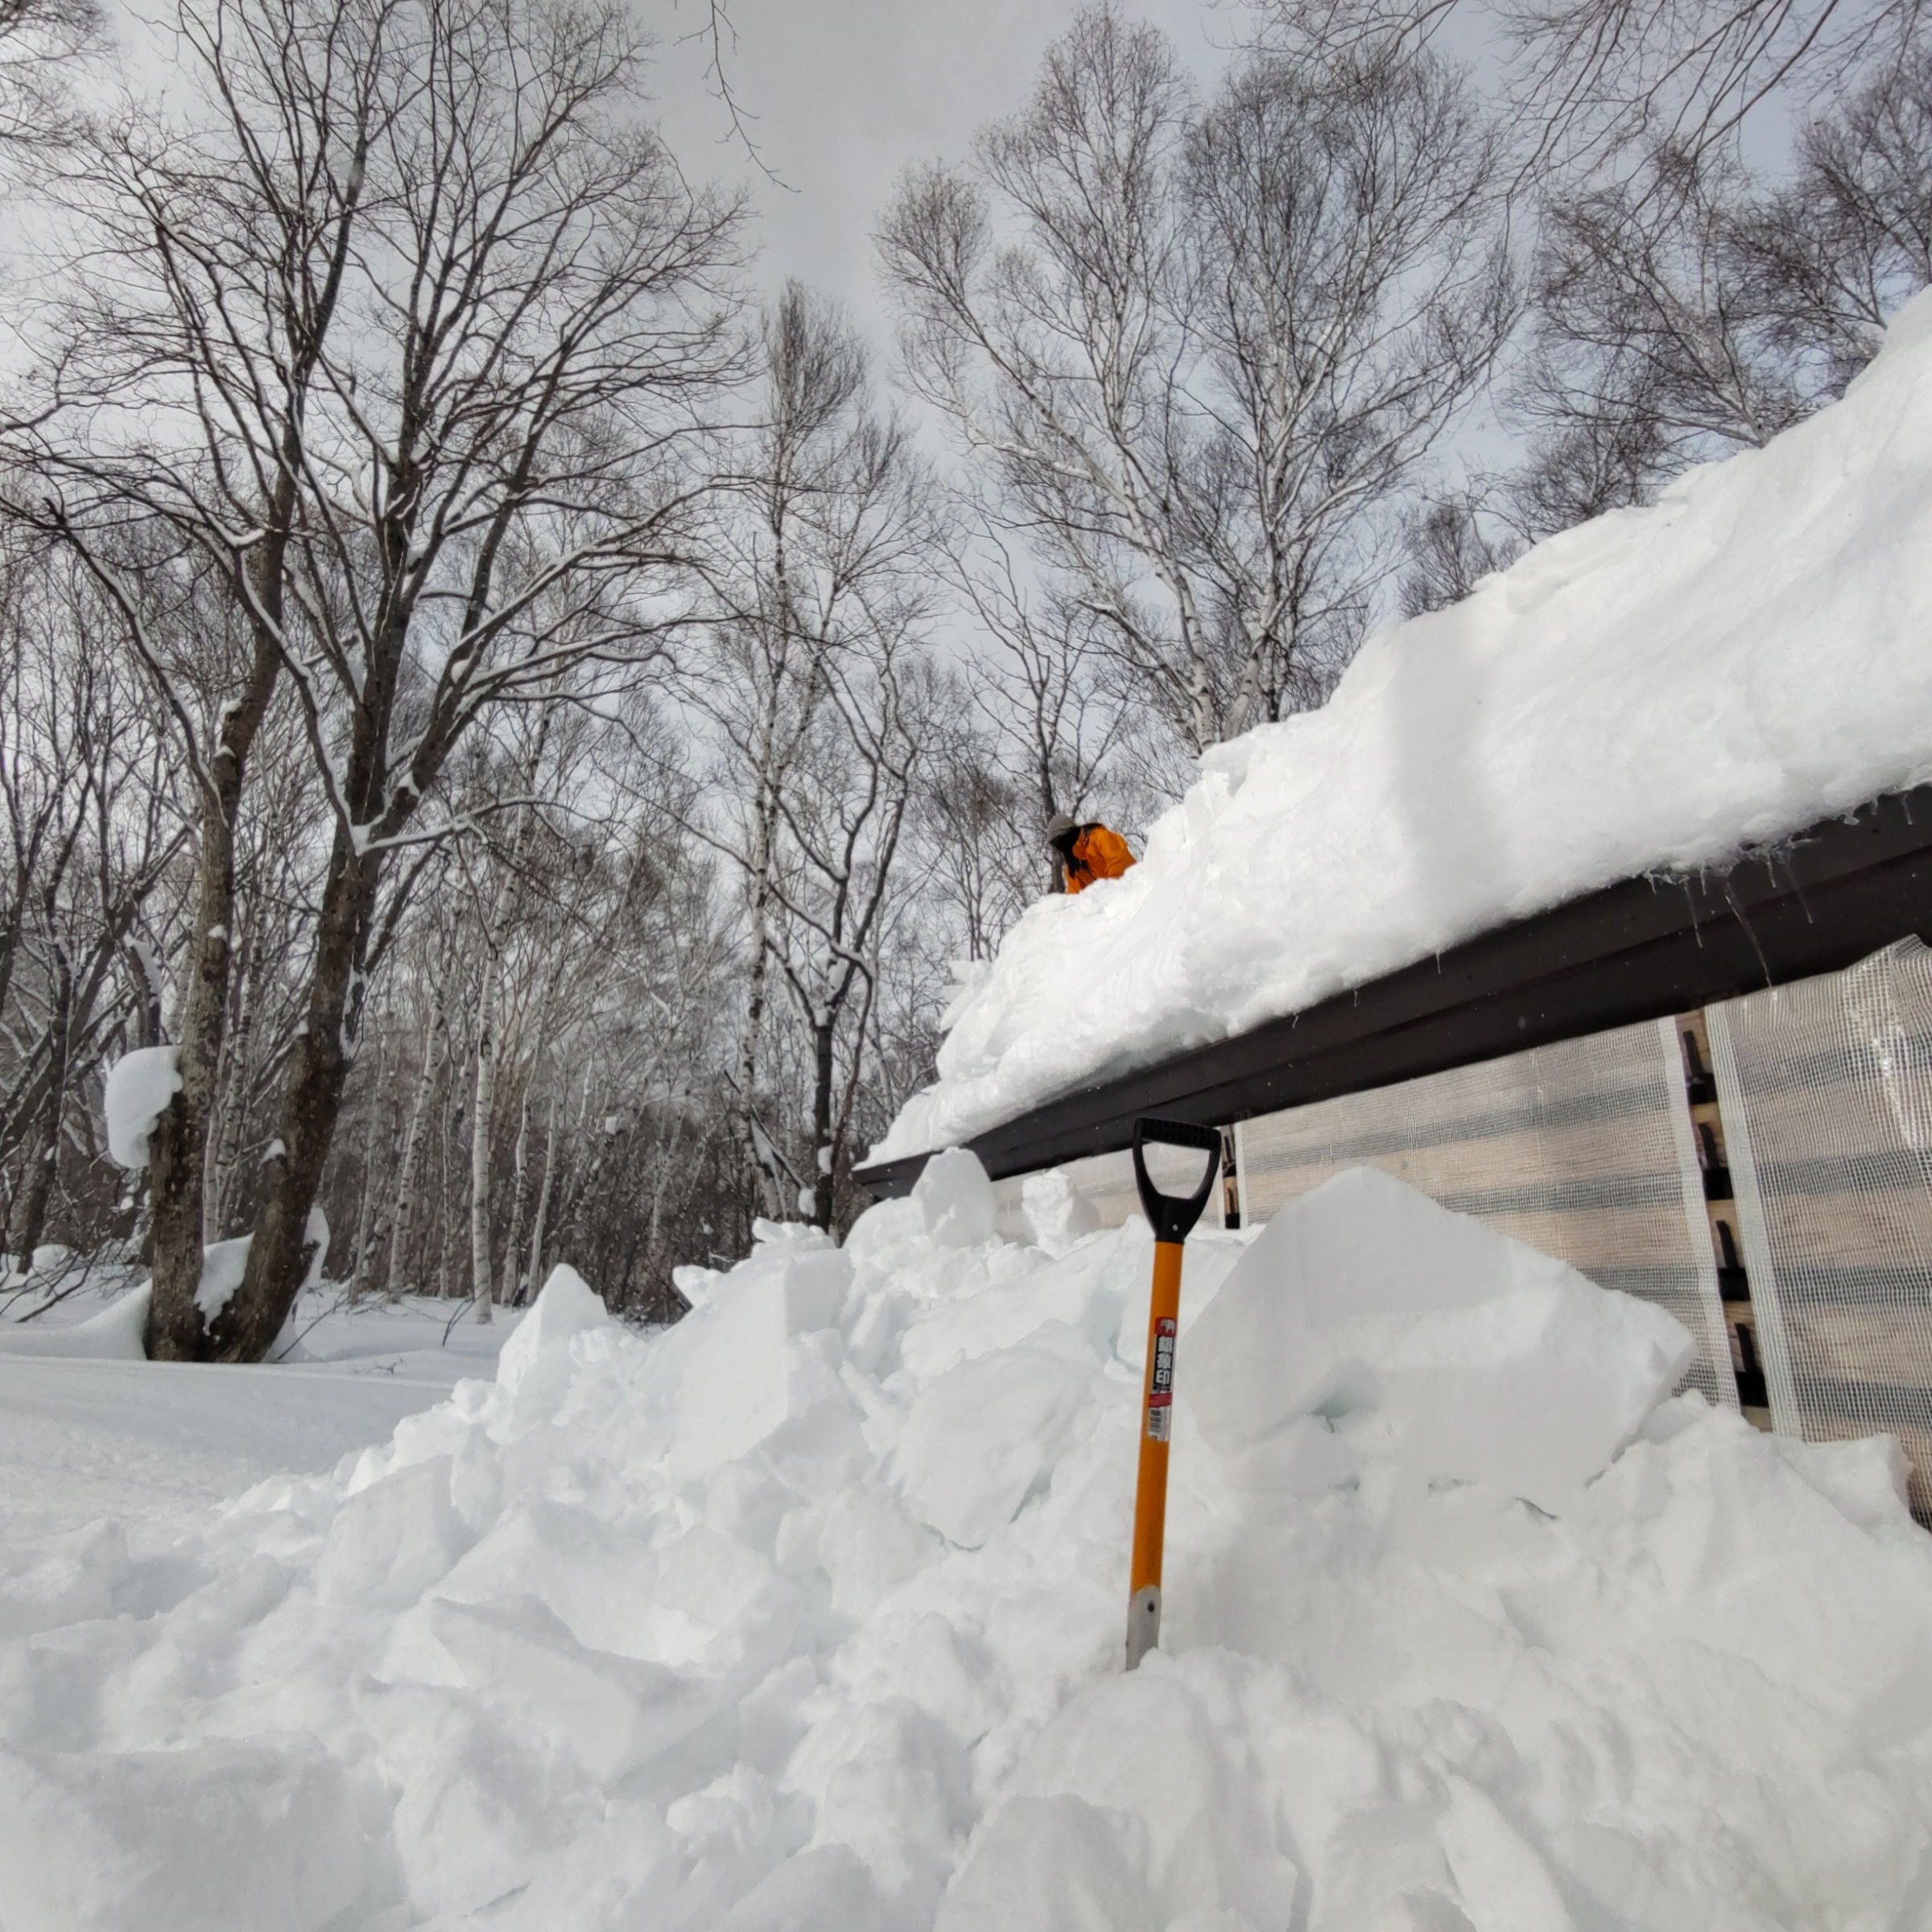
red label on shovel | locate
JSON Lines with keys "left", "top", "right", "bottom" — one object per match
{"left": 1146, "top": 1318, "right": 1176, "bottom": 1440}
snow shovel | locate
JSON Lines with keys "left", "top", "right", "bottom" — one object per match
{"left": 1124, "top": 1116, "right": 1223, "bottom": 1670}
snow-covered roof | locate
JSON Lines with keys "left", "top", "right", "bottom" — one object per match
{"left": 875, "top": 290, "right": 1932, "bottom": 1164}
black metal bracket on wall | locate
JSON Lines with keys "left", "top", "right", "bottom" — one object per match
{"left": 855, "top": 783, "right": 1932, "bottom": 1200}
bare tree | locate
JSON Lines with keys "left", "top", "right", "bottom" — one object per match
{"left": 1522, "top": 147, "right": 1815, "bottom": 485}
{"left": 766, "top": 639, "right": 928, "bottom": 1228}
{"left": 1396, "top": 488, "right": 1525, "bottom": 614}
{"left": 1254, "top": 0, "right": 1926, "bottom": 170}
{"left": 0, "top": 0, "right": 99, "bottom": 149}
{"left": 14, "top": 0, "right": 392, "bottom": 1355}
{"left": 18, "top": 0, "right": 742, "bottom": 1360}
{"left": 880, "top": 10, "right": 1514, "bottom": 752}
{"left": 948, "top": 522, "right": 1137, "bottom": 880}
{"left": 1511, "top": 47, "right": 1932, "bottom": 532}
{"left": 693, "top": 284, "right": 939, "bottom": 1226}
{"left": 1741, "top": 45, "right": 1932, "bottom": 380}
{"left": 457, "top": 703, "right": 556, "bottom": 1327}
{"left": 880, "top": 14, "right": 1208, "bottom": 743}
{"left": 1504, "top": 0, "right": 1927, "bottom": 166}
{"left": 1181, "top": 43, "right": 1514, "bottom": 717}
{"left": 382, "top": 912, "right": 454, "bottom": 1300}
{"left": 0, "top": 539, "right": 182, "bottom": 1286}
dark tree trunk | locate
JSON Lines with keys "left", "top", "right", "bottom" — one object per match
{"left": 142, "top": 611, "right": 281, "bottom": 1360}
{"left": 144, "top": 755, "right": 242, "bottom": 1356}
{"left": 810, "top": 1014, "right": 835, "bottom": 1230}
{"left": 11, "top": 945, "right": 71, "bottom": 1275}
{"left": 208, "top": 836, "right": 379, "bottom": 1361}
{"left": 386, "top": 956, "right": 449, "bottom": 1300}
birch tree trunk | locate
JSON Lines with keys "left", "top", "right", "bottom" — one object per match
{"left": 466, "top": 712, "right": 552, "bottom": 1327}
{"left": 524, "top": 1089, "right": 560, "bottom": 1299}
{"left": 469, "top": 943, "right": 503, "bottom": 1324}
{"left": 385, "top": 963, "right": 448, "bottom": 1302}
{"left": 735, "top": 785, "right": 780, "bottom": 1220}
{"left": 10, "top": 943, "right": 70, "bottom": 1277}
{"left": 504, "top": 1013, "right": 545, "bottom": 1307}
{"left": 204, "top": 932, "right": 255, "bottom": 1245}
{"left": 144, "top": 656, "right": 279, "bottom": 1358}
{"left": 347, "top": 1039, "right": 390, "bottom": 1300}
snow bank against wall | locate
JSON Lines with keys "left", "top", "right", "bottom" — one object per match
{"left": 5, "top": 1159, "right": 1932, "bottom": 1930}
{"left": 876, "top": 290, "right": 1932, "bottom": 1162}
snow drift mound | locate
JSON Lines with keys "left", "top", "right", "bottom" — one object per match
{"left": 874, "top": 291, "right": 1932, "bottom": 1162}
{"left": 4, "top": 1161, "right": 1932, "bottom": 1930}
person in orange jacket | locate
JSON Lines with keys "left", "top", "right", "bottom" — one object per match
{"left": 1046, "top": 811, "right": 1136, "bottom": 894}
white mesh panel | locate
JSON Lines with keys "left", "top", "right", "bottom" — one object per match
{"left": 1706, "top": 939, "right": 1932, "bottom": 1515}
{"left": 1232, "top": 1018, "right": 1736, "bottom": 1409}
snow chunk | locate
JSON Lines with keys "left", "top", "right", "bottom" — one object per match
{"left": 993, "top": 1658, "right": 1302, "bottom": 1929}
{"left": 316, "top": 1455, "right": 470, "bottom": 1608}
{"left": 0, "top": 1734, "right": 366, "bottom": 1932}
{"left": 429, "top": 1595, "right": 716, "bottom": 1781}
{"left": 671, "top": 1262, "right": 720, "bottom": 1311}
{"left": 1183, "top": 1165, "right": 1691, "bottom": 1509}
{"left": 894, "top": 1326, "right": 1097, "bottom": 1546}
{"left": 753, "top": 1216, "right": 836, "bottom": 1253}
{"left": 668, "top": 1246, "right": 858, "bottom": 1485}
{"left": 844, "top": 1195, "right": 926, "bottom": 1267}
{"left": 715, "top": 1843, "right": 882, "bottom": 1932}
{"left": 357, "top": 1681, "right": 600, "bottom": 1922}
{"left": 818, "top": 1480, "right": 936, "bottom": 1617}
{"left": 7, "top": 1140, "right": 1932, "bottom": 1932}
{"left": 102, "top": 1046, "right": 180, "bottom": 1169}
{"left": 912, "top": 1147, "right": 997, "bottom": 1247}
{"left": 1020, "top": 1167, "right": 1099, "bottom": 1257}
{"left": 495, "top": 1264, "right": 613, "bottom": 1404}
{"left": 937, "top": 1794, "right": 1156, "bottom": 1932}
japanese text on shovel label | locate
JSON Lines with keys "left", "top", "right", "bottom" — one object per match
{"left": 1146, "top": 1318, "right": 1176, "bottom": 1441}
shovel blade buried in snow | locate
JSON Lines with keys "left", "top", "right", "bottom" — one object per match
{"left": 1125, "top": 1118, "right": 1222, "bottom": 1670}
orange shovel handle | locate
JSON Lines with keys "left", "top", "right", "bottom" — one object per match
{"left": 1123, "top": 1117, "right": 1220, "bottom": 1671}
{"left": 1125, "top": 1237, "right": 1184, "bottom": 1666}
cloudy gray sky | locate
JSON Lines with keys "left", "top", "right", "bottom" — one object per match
{"left": 647, "top": 0, "right": 1254, "bottom": 344}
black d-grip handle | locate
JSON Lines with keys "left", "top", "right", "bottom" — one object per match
{"left": 1131, "top": 1117, "right": 1223, "bottom": 1245}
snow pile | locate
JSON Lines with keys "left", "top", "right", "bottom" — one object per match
{"left": 875, "top": 291, "right": 1932, "bottom": 1161}
{"left": 0, "top": 1292, "right": 521, "bottom": 1545}
{"left": 0, "top": 1281, "right": 149, "bottom": 1359}
{"left": 5, "top": 1163, "right": 1932, "bottom": 1930}
{"left": 102, "top": 1046, "right": 181, "bottom": 1170}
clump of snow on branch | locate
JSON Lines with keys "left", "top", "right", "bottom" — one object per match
{"left": 189, "top": 1210, "right": 328, "bottom": 1324}
{"left": 102, "top": 1046, "right": 181, "bottom": 1170}
{"left": 192, "top": 1238, "right": 250, "bottom": 1323}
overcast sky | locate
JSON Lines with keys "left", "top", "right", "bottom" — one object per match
{"left": 646, "top": 0, "right": 1255, "bottom": 347}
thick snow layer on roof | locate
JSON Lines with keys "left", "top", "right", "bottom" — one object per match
{"left": 874, "top": 291, "right": 1932, "bottom": 1163}
{"left": 5, "top": 1162, "right": 1931, "bottom": 1929}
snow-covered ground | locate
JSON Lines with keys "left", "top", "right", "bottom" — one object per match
{"left": 875, "top": 291, "right": 1932, "bottom": 1163}
{"left": 4, "top": 1155, "right": 1930, "bottom": 1930}
{"left": 0, "top": 1282, "right": 515, "bottom": 1542}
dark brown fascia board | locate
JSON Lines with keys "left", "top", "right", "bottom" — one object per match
{"left": 855, "top": 782, "right": 1932, "bottom": 1198}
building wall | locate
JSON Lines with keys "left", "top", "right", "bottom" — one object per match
{"left": 1232, "top": 1014, "right": 1737, "bottom": 1415}
{"left": 979, "top": 940, "right": 1932, "bottom": 1516}
{"left": 1707, "top": 937, "right": 1932, "bottom": 1514}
